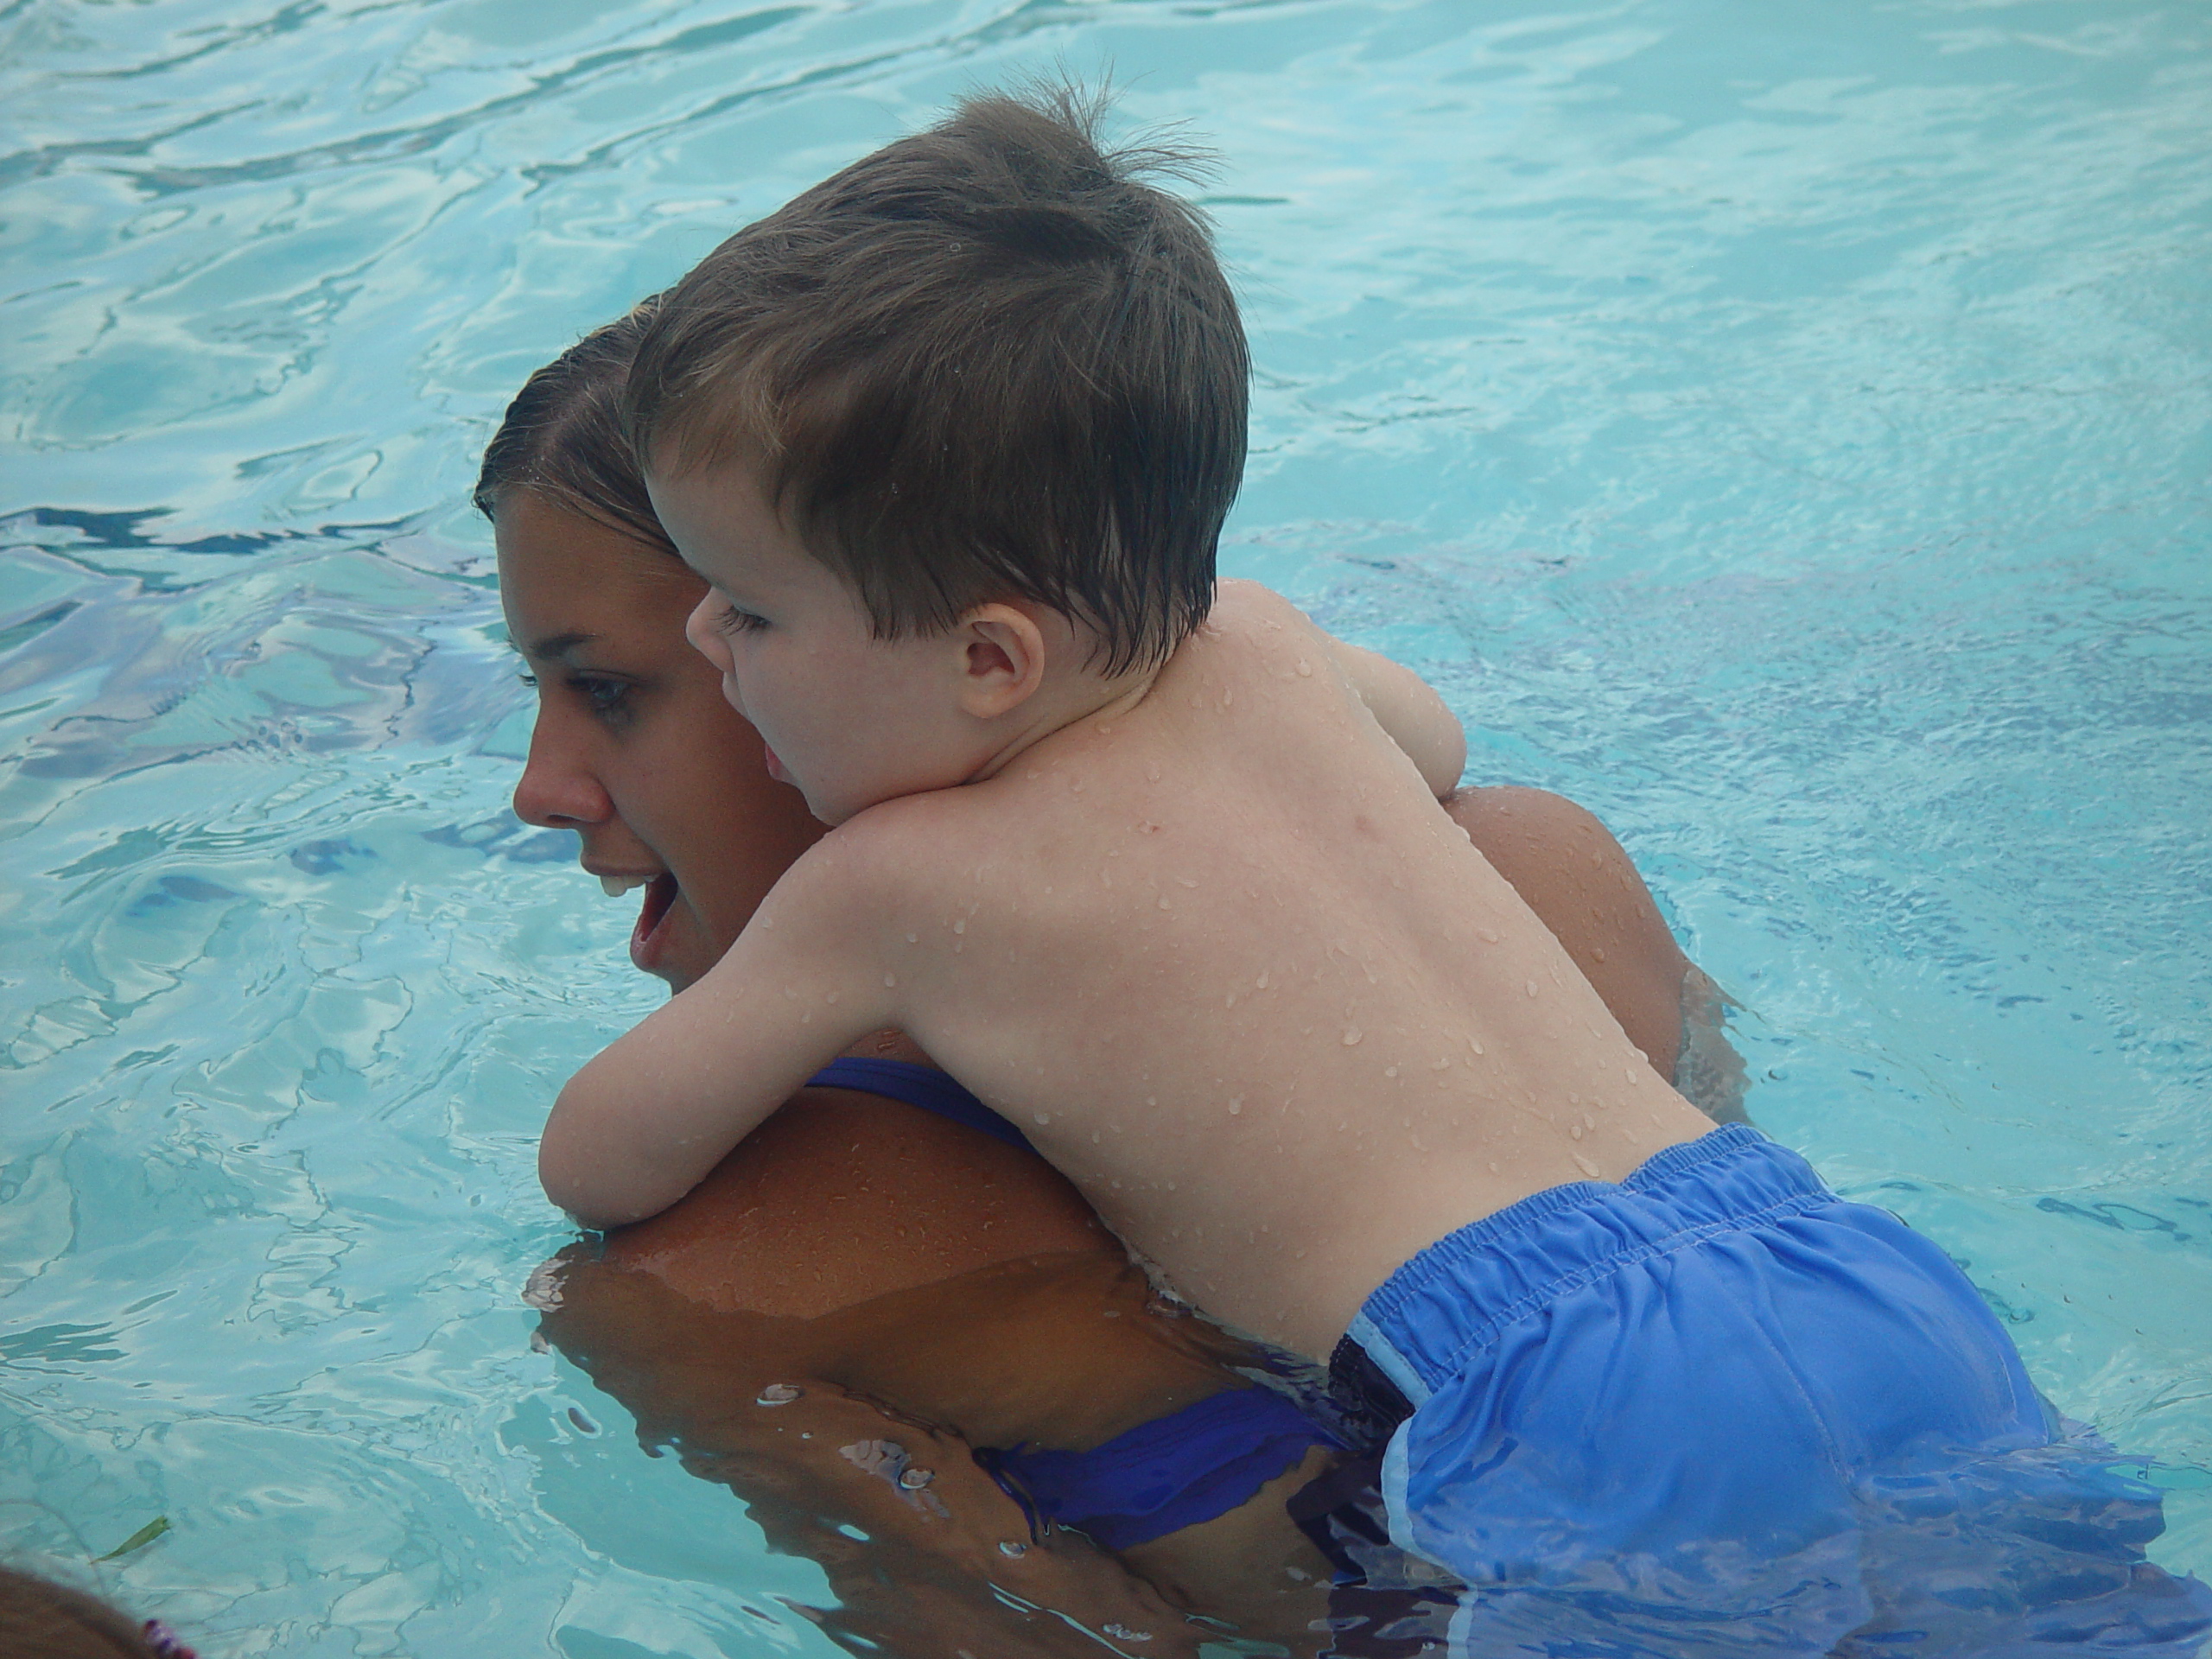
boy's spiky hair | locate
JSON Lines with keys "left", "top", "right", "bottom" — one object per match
{"left": 624, "top": 83, "right": 1248, "bottom": 675}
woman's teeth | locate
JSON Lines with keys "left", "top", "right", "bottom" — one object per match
{"left": 600, "top": 875, "right": 649, "bottom": 898}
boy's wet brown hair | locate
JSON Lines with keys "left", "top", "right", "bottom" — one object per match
{"left": 624, "top": 84, "right": 1248, "bottom": 675}
{"left": 474, "top": 298, "right": 679, "bottom": 558}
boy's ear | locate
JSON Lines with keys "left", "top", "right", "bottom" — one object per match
{"left": 953, "top": 603, "right": 1048, "bottom": 719}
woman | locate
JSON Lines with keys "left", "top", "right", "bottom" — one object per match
{"left": 486, "top": 307, "right": 1738, "bottom": 1655}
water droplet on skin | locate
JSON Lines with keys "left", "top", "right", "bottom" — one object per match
{"left": 1570, "top": 1122, "right": 1585, "bottom": 1140}
{"left": 898, "top": 1465, "right": 935, "bottom": 1490}
{"left": 758, "top": 1384, "right": 803, "bottom": 1408}
{"left": 1296, "top": 659, "right": 1313, "bottom": 677}
{"left": 1033, "top": 1112, "right": 1051, "bottom": 1126}
{"left": 1000, "top": 1540, "right": 1028, "bottom": 1558}
{"left": 1525, "top": 980, "right": 1540, "bottom": 998}
{"left": 952, "top": 918, "right": 965, "bottom": 934}
{"left": 1573, "top": 1152, "right": 1600, "bottom": 1177}
{"left": 1103, "top": 1624, "right": 1154, "bottom": 1643}
{"left": 1594, "top": 946, "right": 1607, "bottom": 962}
{"left": 1478, "top": 927, "right": 1500, "bottom": 944}
{"left": 1146, "top": 761, "right": 1161, "bottom": 782}
{"left": 824, "top": 990, "right": 839, "bottom": 1004}
{"left": 783, "top": 986, "right": 798, "bottom": 1000}
{"left": 883, "top": 974, "right": 897, "bottom": 988}
{"left": 906, "top": 933, "right": 918, "bottom": 944}
{"left": 1228, "top": 1096, "right": 1243, "bottom": 1115}
{"left": 1158, "top": 895, "right": 1172, "bottom": 910}
{"left": 800, "top": 1010, "right": 812, "bottom": 1024}
{"left": 1488, "top": 1160, "right": 1499, "bottom": 1173}
{"left": 1146, "top": 1096, "right": 1157, "bottom": 1106}
{"left": 1255, "top": 969, "right": 1269, "bottom": 989}
{"left": 1343, "top": 1027, "right": 1363, "bottom": 1046}
{"left": 1384, "top": 1065, "right": 1398, "bottom": 1078}
{"left": 1469, "top": 1038, "right": 1485, "bottom": 1056}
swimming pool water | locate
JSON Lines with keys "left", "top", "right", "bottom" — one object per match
{"left": 3, "top": 0, "right": 2209, "bottom": 1651}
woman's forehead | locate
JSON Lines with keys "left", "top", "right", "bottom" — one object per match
{"left": 497, "top": 495, "right": 701, "bottom": 630}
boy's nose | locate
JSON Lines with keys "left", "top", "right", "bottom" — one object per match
{"left": 683, "top": 593, "right": 731, "bottom": 669}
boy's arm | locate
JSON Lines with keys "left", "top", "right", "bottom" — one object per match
{"left": 540, "top": 863, "right": 890, "bottom": 1230}
{"left": 1323, "top": 635, "right": 1467, "bottom": 798}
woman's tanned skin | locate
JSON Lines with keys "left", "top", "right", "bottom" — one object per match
{"left": 502, "top": 493, "right": 1714, "bottom": 1649}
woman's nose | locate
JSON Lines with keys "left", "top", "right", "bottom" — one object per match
{"left": 512, "top": 712, "right": 614, "bottom": 829}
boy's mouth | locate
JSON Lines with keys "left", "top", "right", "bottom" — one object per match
{"left": 628, "top": 873, "right": 681, "bottom": 972}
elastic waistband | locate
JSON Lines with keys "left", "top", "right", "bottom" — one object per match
{"left": 1347, "top": 1125, "right": 1837, "bottom": 1408}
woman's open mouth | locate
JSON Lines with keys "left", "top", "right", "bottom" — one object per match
{"left": 628, "top": 873, "right": 680, "bottom": 972}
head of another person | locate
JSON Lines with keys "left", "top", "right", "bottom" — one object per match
{"left": 625, "top": 84, "right": 1249, "bottom": 825}
{"left": 480, "top": 302, "right": 827, "bottom": 992}
{"left": 0, "top": 1565, "right": 188, "bottom": 1658}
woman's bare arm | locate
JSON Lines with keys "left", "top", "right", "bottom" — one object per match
{"left": 1446, "top": 785, "right": 1694, "bottom": 1083}
{"left": 1324, "top": 634, "right": 1468, "bottom": 797}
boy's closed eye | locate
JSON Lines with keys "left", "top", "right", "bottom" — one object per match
{"left": 711, "top": 601, "right": 769, "bottom": 637}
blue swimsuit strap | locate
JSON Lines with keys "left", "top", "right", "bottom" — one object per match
{"left": 975, "top": 1386, "right": 1343, "bottom": 1553}
{"left": 804, "top": 1056, "right": 1034, "bottom": 1154}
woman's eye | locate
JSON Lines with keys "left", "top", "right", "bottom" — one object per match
{"left": 517, "top": 671, "right": 538, "bottom": 688}
{"left": 567, "top": 676, "right": 632, "bottom": 717}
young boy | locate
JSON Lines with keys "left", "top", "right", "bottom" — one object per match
{"left": 541, "top": 91, "right": 2180, "bottom": 1643}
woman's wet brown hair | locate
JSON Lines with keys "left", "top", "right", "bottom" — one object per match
{"left": 474, "top": 297, "right": 676, "bottom": 556}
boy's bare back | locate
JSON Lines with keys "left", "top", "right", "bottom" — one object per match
{"left": 549, "top": 581, "right": 1713, "bottom": 1358}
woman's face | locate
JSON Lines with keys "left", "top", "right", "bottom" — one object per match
{"left": 497, "top": 491, "right": 827, "bottom": 990}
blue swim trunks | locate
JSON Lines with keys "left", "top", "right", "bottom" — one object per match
{"left": 1332, "top": 1124, "right": 2212, "bottom": 1655}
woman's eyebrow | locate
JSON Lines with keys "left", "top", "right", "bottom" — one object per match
{"left": 521, "top": 630, "right": 600, "bottom": 662}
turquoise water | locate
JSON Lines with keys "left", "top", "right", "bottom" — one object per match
{"left": 3, "top": 0, "right": 2209, "bottom": 1650}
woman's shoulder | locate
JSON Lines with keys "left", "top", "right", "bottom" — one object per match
{"left": 1447, "top": 785, "right": 1690, "bottom": 1078}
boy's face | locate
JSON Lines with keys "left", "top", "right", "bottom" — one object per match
{"left": 649, "top": 457, "right": 968, "bottom": 827}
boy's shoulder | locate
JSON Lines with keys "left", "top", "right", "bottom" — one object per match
{"left": 1164, "top": 578, "right": 1328, "bottom": 682}
{"left": 1205, "top": 576, "right": 1313, "bottom": 635}
{"left": 748, "top": 790, "right": 967, "bottom": 950}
